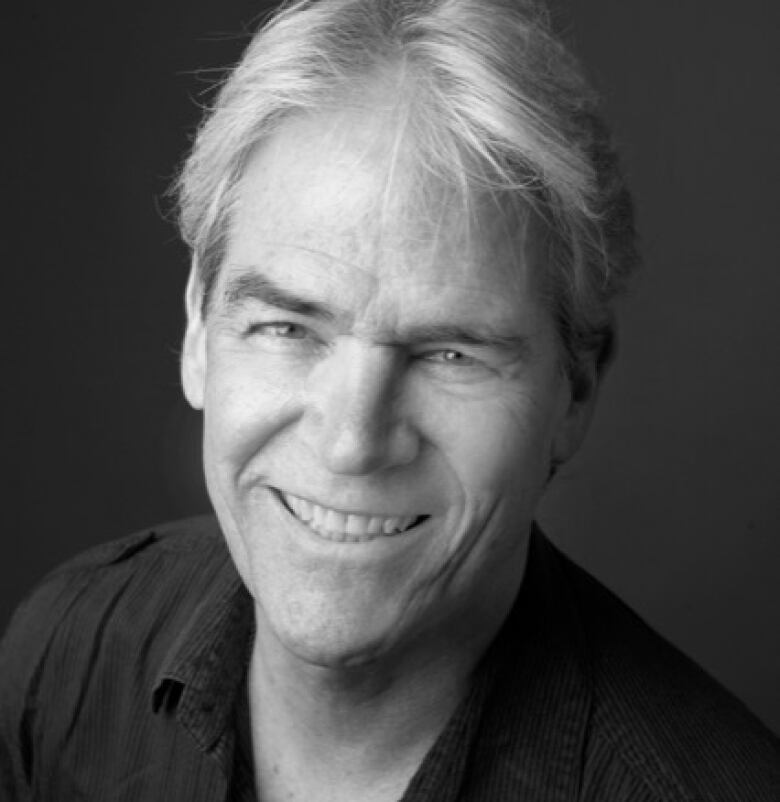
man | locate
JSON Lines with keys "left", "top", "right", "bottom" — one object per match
{"left": 1, "top": 0, "right": 778, "bottom": 799}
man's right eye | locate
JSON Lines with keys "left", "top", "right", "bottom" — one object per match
{"left": 245, "top": 321, "right": 307, "bottom": 339}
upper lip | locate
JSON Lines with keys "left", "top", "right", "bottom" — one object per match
{"left": 273, "top": 487, "right": 426, "bottom": 519}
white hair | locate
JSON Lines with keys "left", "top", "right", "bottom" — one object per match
{"left": 176, "top": 0, "right": 638, "bottom": 379}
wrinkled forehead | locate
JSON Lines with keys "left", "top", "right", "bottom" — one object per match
{"left": 228, "top": 106, "right": 537, "bottom": 296}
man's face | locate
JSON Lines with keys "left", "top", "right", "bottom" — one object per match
{"left": 182, "top": 111, "right": 594, "bottom": 669}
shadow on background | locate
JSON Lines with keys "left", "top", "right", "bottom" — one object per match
{"left": 3, "top": 0, "right": 779, "bottom": 732}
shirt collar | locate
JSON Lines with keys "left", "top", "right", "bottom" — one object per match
{"left": 151, "top": 548, "right": 254, "bottom": 754}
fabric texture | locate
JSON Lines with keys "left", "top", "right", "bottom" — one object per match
{"left": 1, "top": 515, "right": 778, "bottom": 801}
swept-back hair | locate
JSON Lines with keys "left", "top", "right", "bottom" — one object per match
{"left": 176, "top": 0, "right": 638, "bottom": 379}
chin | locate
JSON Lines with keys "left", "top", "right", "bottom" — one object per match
{"left": 259, "top": 592, "right": 403, "bottom": 671}
{"left": 277, "top": 621, "right": 393, "bottom": 671}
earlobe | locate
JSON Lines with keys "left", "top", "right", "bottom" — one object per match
{"left": 181, "top": 265, "right": 207, "bottom": 411}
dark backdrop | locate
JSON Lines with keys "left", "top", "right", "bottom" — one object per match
{"left": 4, "top": 1, "right": 779, "bottom": 733}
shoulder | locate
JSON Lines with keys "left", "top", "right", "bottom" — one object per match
{"left": 0, "top": 516, "right": 236, "bottom": 797}
{"left": 556, "top": 549, "right": 780, "bottom": 801}
{"left": 0, "top": 515, "right": 229, "bottom": 706}
{"left": 2, "top": 514, "right": 227, "bottom": 632}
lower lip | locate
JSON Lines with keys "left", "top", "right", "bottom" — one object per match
{"left": 272, "top": 489, "right": 427, "bottom": 545}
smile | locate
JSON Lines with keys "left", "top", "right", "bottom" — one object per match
{"left": 278, "top": 490, "right": 426, "bottom": 543}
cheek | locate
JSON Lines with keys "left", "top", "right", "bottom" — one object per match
{"left": 203, "top": 354, "right": 303, "bottom": 471}
{"left": 429, "top": 392, "right": 555, "bottom": 501}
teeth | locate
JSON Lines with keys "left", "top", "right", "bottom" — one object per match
{"left": 382, "top": 517, "right": 400, "bottom": 534}
{"left": 368, "top": 516, "right": 383, "bottom": 535}
{"left": 281, "top": 492, "right": 420, "bottom": 540}
{"left": 298, "top": 498, "right": 313, "bottom": 522}
{"left": 346, "top": 515, "right": 366, "bottom": 536}
{"left": 324, "top": 509, "right": 346, "bottom": 533}
{"left": 311, "top": 504, "right": 326, "bottom": 529}
{"left": 286, "top": 494, "right": 313, "bottom": 522}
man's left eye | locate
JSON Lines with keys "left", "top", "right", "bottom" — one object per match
{"left": 421, "top": 349, "right": 479, "bottom": 367}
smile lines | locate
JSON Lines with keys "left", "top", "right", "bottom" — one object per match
{"left": 279, "top": 491, "right": 425, "bottom": 542}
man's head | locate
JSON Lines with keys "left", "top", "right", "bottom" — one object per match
{"left": 178, "top": 0, "right": 637, "bottom": 385}
{"left": 178, "top": 0, "right": 638, "bottom": 669}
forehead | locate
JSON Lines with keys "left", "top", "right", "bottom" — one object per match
{"left": 224, "top": 109, "right": 536, "bottom": 306}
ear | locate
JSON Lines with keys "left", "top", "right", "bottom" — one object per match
{"left": 551, "top": 330, "right": 614, "bottom": 470}
{"left": 181, "top": 263, "right": 207, "bottom": 411}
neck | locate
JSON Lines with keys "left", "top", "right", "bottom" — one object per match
{"left": 247, "top": 608, "right": 508, "bottom": 801}
{"left": 246, "top": 545, "right": 528, "bottom": 802}
{"left": 248, "top": 627, "right": 461, "bottom": 801}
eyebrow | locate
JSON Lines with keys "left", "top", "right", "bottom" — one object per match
{"left": 222, "top": 270, "right": 337, "bottom": 322}
{"left": 389, "top": 324, "right": 531, "bottom": 354}
{"left": 221, "top": 269, "right": 532, "bottom": 353}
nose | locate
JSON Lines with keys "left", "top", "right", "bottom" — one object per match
{"left": 306, "top": 340, "right": 420, "bottom": 476}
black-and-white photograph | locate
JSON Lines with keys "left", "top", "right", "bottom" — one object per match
{"left": 2, "top": 1, "right": 779, "bottom": 799}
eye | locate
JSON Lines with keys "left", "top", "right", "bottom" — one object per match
{"left": 421, "top": 349, "right": 479, "bottom": 367}
{"left": 245, "top": 321, "right": 308, "bottom": 339}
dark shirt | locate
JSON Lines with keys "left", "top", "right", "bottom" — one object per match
{"left": 1, "top": 516, "right": 778, "bottom": 801}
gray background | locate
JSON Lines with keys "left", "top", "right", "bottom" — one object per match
{"left": 4, "top": 1, "right": 779, "bottom": 733}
